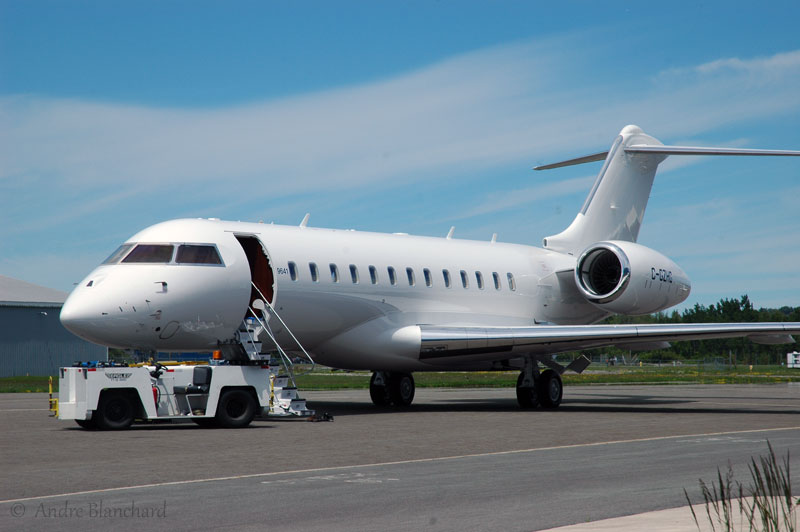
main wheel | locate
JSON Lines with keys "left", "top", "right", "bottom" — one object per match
{"left": 94, "top": 391, "right": 135, "bottom": 430}
{"left": 369, "top": 372, "right": 390, "bottom": 406}
{"left": 537, "top": 369, "right": 563, "bottom": 409}
{"left": 216, "top": 389, "right": 256, "bottom": 428}
{"left": 516, "top": 372, "right": 539, "bottom": 409}
{"left": 388, "top": 373, "right": 415, "bottom": 407}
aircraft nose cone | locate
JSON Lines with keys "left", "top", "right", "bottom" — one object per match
{"left": 60, "top": 294, "right": 96, "bottom": 341}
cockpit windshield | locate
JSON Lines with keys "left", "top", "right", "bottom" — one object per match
{"left": 176, "top": 245, "right": 223, "bottom": 264}
{"left": 102, "top": 243, "right": 224, "bottom": 266}
{"left": 102, "top": 244, "right": 135, "bottom": 264}
{"left": 122, "top": 244, "right": 175, "bottom": 263}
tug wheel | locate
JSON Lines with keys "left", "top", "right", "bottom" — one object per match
{"left": 75, "top": 419, "right": 97, "bottom": 430}
{"left": 94, "top": 391, "right": 135, "bottom": 430}
{"left": 216, "top": 389, "right": 256, "bottom": 428}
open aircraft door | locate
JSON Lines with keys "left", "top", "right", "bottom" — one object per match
{"left": 234, "top": 234, "right": 276, "bottom": 320}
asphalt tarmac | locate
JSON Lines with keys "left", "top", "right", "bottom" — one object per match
{"left": 2, "top": 384, "right": 800, "bottom": 531}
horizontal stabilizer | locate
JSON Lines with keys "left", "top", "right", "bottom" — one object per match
{"left": 625, "top": 145, "right": 800, "bottom": 157}
{"left": 534, "top": 143, "right": 800, "bottom": 171}
{"left": 533, "top": 151, "right": 608, "bottom": 170}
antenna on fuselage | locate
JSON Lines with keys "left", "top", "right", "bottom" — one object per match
{"left": 299, "top": 213, "right": 310, "bottom": 228}
{"left": 446, "top": 226, "right": 455, "bottom": 239}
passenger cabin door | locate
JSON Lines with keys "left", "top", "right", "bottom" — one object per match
{"left": 235, "top": 235, "right": 275, "bottom": 319}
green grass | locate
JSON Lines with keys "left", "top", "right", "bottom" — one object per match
{"left": 0, "top": 376, "right": 55, "bottom": 393}
{"left": 293, "top": 365, "right": 800, "bottom": 390}
{"left": 4, "top": 364, "right": 800, "bottom": 393}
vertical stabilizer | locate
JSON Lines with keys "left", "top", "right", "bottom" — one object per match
{"left": 542, "top": 125, "right": 666, "bottom": 255}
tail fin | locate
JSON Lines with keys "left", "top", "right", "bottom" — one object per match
{"left": 539, "top": 125, "right": 800, "bottom": 255}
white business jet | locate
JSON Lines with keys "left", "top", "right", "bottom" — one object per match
{"left": 60, "top": 125, "right": 800, "bottom": 409}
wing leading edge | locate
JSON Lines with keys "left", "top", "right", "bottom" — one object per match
{"left": 418, "top": 322, "right": 800, "bottom": 360}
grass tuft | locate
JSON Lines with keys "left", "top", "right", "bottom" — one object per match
{"left": 685, "top": 442, "right": 797, "bottom": 531}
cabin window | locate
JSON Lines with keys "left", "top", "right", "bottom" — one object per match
{"left": 349, "top": 264, "right": 359, "bottom": 284}
{"left": 475, "top": 271, "right": 484, "bottom": 290}
{"left": 330, "top": 263, "right": 340, "bottom": 283}
{"left": 406, "top": 267, "right": 416, "bottom": 286}
{"left": 423, "top": 268, "right": 432, "bottom": 287}
{"left": 103, "top": 244, "right": 134, "bottom": 264}
{"left": 369, "top": 265, "right": 378, "bottom": 284}
{"left": 388, "top": 267, "right": 397, "bottom": 286}
{"left": 288, "top": 262, "right": 298, "bottom": 281}
{"left": 460, "top": 270, "right": 469, "bottom": 288}
{"left": 442, "top": 269, "right": 451, "bottom": 288}
{"left": 492, "top": 272, "right": 500, "bottom": 290}
{"left": 176, "top": 244, "right": 223, "bottom": 265}
{"left": 507, "top": 272, "right": 516, "bottom": 291}
{"left": 122, "top": 244, "right": 174, "bottom": 263}
{"left": 309, "top": 263, "right": 319, "bottom": 283}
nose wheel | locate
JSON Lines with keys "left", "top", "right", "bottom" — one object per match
{"left": 370, "top": 371, "right": 415, "bottom": 407}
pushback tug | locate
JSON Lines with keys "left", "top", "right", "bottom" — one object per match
{"left": 51, "top": 300, "right": 315, "bottom": 429}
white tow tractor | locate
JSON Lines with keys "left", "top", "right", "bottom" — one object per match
{"left": 51, "top": 361, "right": 313, "bottom": 430}
{"left": 52, "top": 296, "right": 317, "bottom": 429}
{"left": 53, "top": 362, "right": 258, "bottom": 429}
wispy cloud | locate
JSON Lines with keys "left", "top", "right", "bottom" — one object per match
{"left": 3, "top": 41, "right": 799, "bottom": 221}
{"left": 3, "top": 35, "right": 800, "bottom": 298}
{"left": 450, "top": 175, "right": 596, "bottom": 220}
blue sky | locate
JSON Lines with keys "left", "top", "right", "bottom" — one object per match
{"left": 1, "top": 1, "right": 799, "bottom": 311}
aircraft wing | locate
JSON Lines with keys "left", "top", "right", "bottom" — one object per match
{"left": 418, "top": 322, "right": 800, "bottom": 360}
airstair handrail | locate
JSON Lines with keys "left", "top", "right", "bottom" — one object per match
{"left": 248, "top": 282, "right": 317, "bottom": 377}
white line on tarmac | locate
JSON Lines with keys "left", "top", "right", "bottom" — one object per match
{"left": 695, "top": 401, "right": 800, "bottom": 408}
{"left": 2, "top": 425, "right": 799, "bottom": 505}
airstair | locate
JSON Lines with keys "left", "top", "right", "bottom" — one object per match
{"left": 237, "top": 283, "right": 315, "bottom": 417}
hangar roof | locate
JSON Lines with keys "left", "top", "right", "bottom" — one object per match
{"left": 0, "top": 275, "right": 68, "bottom": 307}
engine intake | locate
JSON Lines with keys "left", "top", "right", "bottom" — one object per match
{"left": 576, "top": 243, "right": 630, "bottom": 303}
{"left": 574, "top": 241, "right": 691, "bottom": 315}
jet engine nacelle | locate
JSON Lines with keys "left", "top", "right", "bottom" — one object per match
{"left": 574, "top": 241, "right": 691, "bottom": 315}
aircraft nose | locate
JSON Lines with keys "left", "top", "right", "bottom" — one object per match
{"left": 60, "top": 293, "right": 102, "bottom": 343}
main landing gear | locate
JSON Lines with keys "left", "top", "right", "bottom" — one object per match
{"left": 369, "top": 371, "right": 415, "bottom": 407}
{"left": 516, "top": 361, "right": 562, "bottom": 409}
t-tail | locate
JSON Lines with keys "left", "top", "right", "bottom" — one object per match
{"left": 539, "top": 124, "right": 800, "bottom": 256}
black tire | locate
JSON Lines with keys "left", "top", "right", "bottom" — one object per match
{"left": 369, "top": 372, "right": 390, "bottom": 406}
{"left": 216, "top": 389, "right": 256, "bottom": 428}
{"left": 537, "top": 369, "right": 563, "bottom": 409}
{"left": 94, "top": 391, "right": 135, "bottom": 430}
{"left": 516, "top": 372, "right": 539, "bottom": 409}
{"left": 75, "top": 418, "right": 97, "bottom": 430}
{"left": 388, "top": 373, "right": 415, "bottom": 407}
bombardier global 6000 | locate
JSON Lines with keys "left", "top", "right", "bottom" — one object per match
{"left": 60, "top": 125, "right": 800, "bottom": 409}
